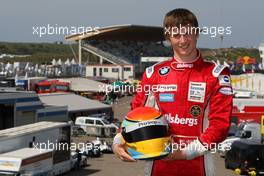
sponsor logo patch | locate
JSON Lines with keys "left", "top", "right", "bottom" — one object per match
{"left": 213, "top": 65, "right": 224, "bottom": 74}
{"left": 159, "top": 93, "right": 174, "bottom": 102}
{"left": 138, "top": 120, "right": 160, "bottom": 127}
{"left": 165, "top": 113, "right": 198, "bottom": 126}
{"left": 171, "top": 62, "right": 193, "bottom": 70}
{"left": 218, "top": 75, "right": 231, "bottom": 86}
{"left": 212, "top": 64, "right": 226, "bottom": 77}
{"left": 124, "top": 119, "right": 167, "bottom": 133}
{"left": 146, "top": 66, "right": 154, "bottom": 78}
{"left": 190, "top": 105, "right": 201, "bottom": 117}
{"left": 176, "top": 63, "right": 193, "bottom": 69}
{"left": 159, "top": 66, "right": 170, "bottom": 76}
{"left": 188, "top": 82, "right": 206, "bottom": 103}
{"left": 156, "top": 84, "right": 177, "bottom": 92}
{"left": 219, "top": 87, "right": 233, "bottom": 95}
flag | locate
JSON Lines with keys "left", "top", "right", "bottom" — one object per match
{"left": 230, "top": 63, "right": 235, "bottom": 71}
{"left": 242, "top": 64, "right": 246, "bottom": 72}
{"left": 34, "top": 64, "right": 39, "bottom": 72}
{"left": 258, "top": 63, "right": 263, "bottom": 70}
{"left": 5, "top": 62, "right": 11, "bottom": 70}
{"left": 15, "top": 74, "right": 18, "bottom": 84}
{"left": 52, "top": 58, "right": 57, "bottom": 66}
{"left": 57, "top": 59, "right": 62, "bottom": 65}
{"left": 25, "top": 62, "right": 29, "bottom": 70}
{"left": 251, "top": 64, "right": 255, "bottom": 73}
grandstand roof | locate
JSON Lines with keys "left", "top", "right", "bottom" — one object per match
{"left": 65, "top": 24, "right": 165, "bottom": 42}
{"left": 39, "top": 93, "right": 111, "bottom": 112}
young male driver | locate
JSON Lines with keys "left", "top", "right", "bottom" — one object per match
{"left": 113, "top": 8, "right": 233, "bottom": 176}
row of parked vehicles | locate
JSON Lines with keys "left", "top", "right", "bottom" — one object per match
{"left": 0, "top": 121, "right": 115, "bottom": 176}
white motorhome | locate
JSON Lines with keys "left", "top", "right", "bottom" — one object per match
{"left": 0, "top": 148, "right": 53, "bottom": 176}
{"left": 0, "top": 122, "right": 72, "bottom": 175}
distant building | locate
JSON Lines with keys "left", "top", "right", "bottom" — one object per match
{"left": 85, "top": 64, "right": 134, "bottom": 80}
{"left": 259, "top": 42, "right": 264, "bottom": 68}
{"left": 0, "top": 90, "right": 68, "bottom": 130}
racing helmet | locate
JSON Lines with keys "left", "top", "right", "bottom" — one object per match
{"left": 121, "top": 107, "right": 170, "bottom": 160}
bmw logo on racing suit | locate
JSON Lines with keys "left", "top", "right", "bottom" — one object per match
{"left": 159, "top": 67, "right": 170, "bottom": 76}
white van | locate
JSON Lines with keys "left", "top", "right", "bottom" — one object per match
{"left": 75, "top": 117, "right": 118, "bottom": 137}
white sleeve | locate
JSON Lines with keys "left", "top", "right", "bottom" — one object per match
{"left": 112, "top": 133, "right": 123, "bottom": 146}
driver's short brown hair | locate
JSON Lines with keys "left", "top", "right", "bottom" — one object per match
{"left": 163, "top": 8, "right": 199, "bottom": 39}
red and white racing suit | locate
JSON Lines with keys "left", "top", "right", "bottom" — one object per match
{"left": 131, "top": 52, "right": 233, "bottom": 176}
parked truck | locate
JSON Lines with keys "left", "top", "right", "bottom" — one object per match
{"left": 15, "top": 77, "right": 46, "bottom": 91}
{"left": 0, "top": 148, "right": 53, "bottom": 176}
{"left": 0, "top": 122, "right": 72, "bottom": 175}
{"left": 35, "top": 80, "right": 70, "bottom": 94}
{"left": 0, "top": 147, "right": 82, "bottom": 176}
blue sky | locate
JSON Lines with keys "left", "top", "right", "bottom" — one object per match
{"left": 0, "top": 0, "right": 263, "bottom": 48}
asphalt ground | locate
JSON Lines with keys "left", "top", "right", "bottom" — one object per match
{"left": 66, "top": 153, "right": 237, "bottom": 176}
{"left": 66, "top": 96, "right": 237, "bottom": 176}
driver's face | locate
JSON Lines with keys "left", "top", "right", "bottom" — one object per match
{"left": 168, "top": 25, "right": 199, "bottom": 59}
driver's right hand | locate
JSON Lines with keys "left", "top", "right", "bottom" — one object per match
{"left": 113, "top": 141, "right": 136, "bottom": 162}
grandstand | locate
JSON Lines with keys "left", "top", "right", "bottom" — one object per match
{"left": 65, "top": 24, "right": 172, "bottom": 79}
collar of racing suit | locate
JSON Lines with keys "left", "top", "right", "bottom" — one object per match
{"left": 171, "top": 50, "right": 203, "bottom": 70}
